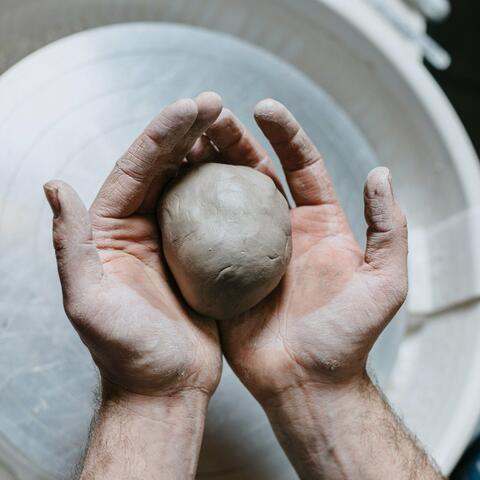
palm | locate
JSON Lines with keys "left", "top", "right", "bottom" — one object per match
{"left": 200, "top": 100, "right": 407, "bottom": 399}
{"left": 82, "top": 213, "right": 219, "bottom": 395}
{"left": 281, "top": 205, "right": 363, "bottom": 317}
{"left": 221, "top": 204, "right": 376, "bottom": 394}
{"left": 94, "top": 214, "right": 183, "bottom": 315}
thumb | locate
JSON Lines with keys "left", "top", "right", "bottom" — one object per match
{"left": 44, "top": 180, "right": 103, "bottom": 318}
{"left": 364, "top": 167, "right": 408, "bottom": 280}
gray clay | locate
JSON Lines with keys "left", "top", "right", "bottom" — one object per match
{"left": 158, "top": 162, "right": 292, "bottom": 320}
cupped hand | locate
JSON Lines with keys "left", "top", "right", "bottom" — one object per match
{"left": 44, "top": 92, "right": 223, "bottom": 399}
{"left": 195, "top": 100, "right": 408, "bottom": 403}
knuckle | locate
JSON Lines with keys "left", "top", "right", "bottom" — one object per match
{"left": 367, "top": 230, "right": 395, "bottom": 251}
{"left": 115, "top": 157, "right": 145, "bottom": 183}
{"left": 138, "top": 130, "right": 172, "bottom": 155}
{"left": 117, "top": 132, "right": 172, "bottom": 180}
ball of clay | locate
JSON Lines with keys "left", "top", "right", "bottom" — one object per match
{"left": 158, "top": 162, "right": 292, "bottom": 320}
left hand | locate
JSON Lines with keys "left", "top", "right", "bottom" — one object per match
{"left": 195, "top": 100, "right": 408, "bottom": 405}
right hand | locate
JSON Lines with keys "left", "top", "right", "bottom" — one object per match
{"left": 44, "top": 93, "right": 224, "bottom": 401}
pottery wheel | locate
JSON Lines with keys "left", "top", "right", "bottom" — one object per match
{"left": 0, "top": 23, "right": 405, "bottom": 479}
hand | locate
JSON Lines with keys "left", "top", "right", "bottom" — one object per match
{"left": 192, "top": 102, "right": 442, "bottom": 480}
{"left": 198, "top": 99, "right": 408, "bottom": 404}
{"left": 44, "top": 92, "right": 223, "bottom": 400}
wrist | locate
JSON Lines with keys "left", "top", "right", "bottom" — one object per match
{"left": 260, "top": 371, "right": 374, "bottom": 415}
{"left": 257, "top": 372, "right": 380, "bottom": 480}
{"left": 100, "top": 378, "right": 211, "bottom": 422}
{"left": 80, "top": 379, "right": 210, "bottom": 479}
{"left": 235, "top": 349, "right": 370, "bottom": 409}
{"left": 256, "top": 370, "right": 439, "bottom": 480}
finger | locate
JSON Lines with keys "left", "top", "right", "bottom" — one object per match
{"left": 44, "top": 181, "right": 103, "bottom": 315}
{"left": 91, "top": 98, "right": 199, "bottom": 218}
{"left": 180, "top": 92, "right": 223, "bottom": 155}
{"left": 140, "top": 92, "right": 223, "bottom": 211}
{"left": 363, "top": 167, "right": 408, "bottom": 276}
{"left": 254, "top": 99, "right": 338, "bottom": 207}
{"left": 93, "top": 93, "right": 223, "bottom": 217}
{"left": 205, "top": 108, "right": 283, "bottom": 189}
{"left": 187, "top": 135, "right": 221, "bottom": 164}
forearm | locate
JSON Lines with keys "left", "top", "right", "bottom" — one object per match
{"left": 77, "top": 381, "right": 209, "bottom": 480}
{"left": 263, "top": 375, "right": 444, "bottom": 480}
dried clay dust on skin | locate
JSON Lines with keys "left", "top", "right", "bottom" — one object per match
{"left": 158, "top": 163, "right": 292, "bottom": 320}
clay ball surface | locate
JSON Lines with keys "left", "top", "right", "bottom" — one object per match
{"left": 158, "top": 162, "right": 292, "bottom": 320}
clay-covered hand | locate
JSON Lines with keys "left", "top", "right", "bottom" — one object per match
{"left": 43, "top": 93, "right": 223, "bottom": 399}
{"left": 197, "top": 100, "right": 408, "bottom": 403}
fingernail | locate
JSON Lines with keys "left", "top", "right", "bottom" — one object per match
{"left": 43, "top": 183, "right": 61, "bottom": 218}
{"left": 367, "top": 167, "right": 391, "bottom": 198}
